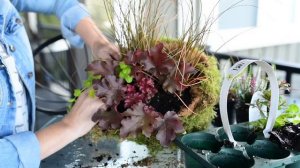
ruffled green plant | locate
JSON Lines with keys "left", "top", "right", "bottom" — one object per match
{"left": 250, "top": 81, "right": 294, "bottom": 130}
{"left": 67, "top": 72, "right": 100, "bottom": 110}
{"left": 118, "top": 62, "right": 133, "bottom": 83}
{"left": 251, "top": 103, "right": 300, "bottom": 130}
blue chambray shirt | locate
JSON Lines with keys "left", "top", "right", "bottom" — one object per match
{"left": 0, "top": 0, "right": 89, "bottom": 167}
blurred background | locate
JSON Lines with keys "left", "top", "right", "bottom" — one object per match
{"left": 25, "top": 0, "right": 300, "bottom": 99}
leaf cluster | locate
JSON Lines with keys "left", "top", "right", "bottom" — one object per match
{"left": 125, "top": 43, "right": 197, "bottom": 93}
{"left": 118, "top": 62, "right": 133, "bottom": 83}
{"left": 229, "top": 66, "right": 268, "bottom": 103}
{"left": 251, "top": 104, "right": 300, "bottom": 131}
{"left": 83, "top": 43, "right": 193, "bottom": 146}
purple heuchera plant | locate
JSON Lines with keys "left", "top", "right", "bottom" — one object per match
{"left": 87, "top": 43, "right": 198, "bottom": 146}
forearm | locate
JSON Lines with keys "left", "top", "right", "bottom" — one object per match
{"left": 35, "top": 120, "right": 79, "bottom": 159}
{"left": 75, "top": 17, "right": 110, "bottom": 49}
{"left": 35, "top": 91, "right": 103, "bottom": 159}
{"left": 12, "top": 0, "right": 78, "bottom": 16}
{"left": 75, "top": 17, "right": 120, "bottom": 61}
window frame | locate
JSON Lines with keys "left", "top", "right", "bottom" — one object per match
{"left": 197, "top": 0, "right": 300, "bottom": 52}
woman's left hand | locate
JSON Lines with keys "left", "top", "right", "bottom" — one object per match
{"left": 91, "top": 40, "right": 120, "bottom": 61}
{"left": 75, "top": 17, "right": 120, "bottom": 61}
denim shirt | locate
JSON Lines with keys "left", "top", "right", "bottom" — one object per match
{"left": 0, "top": 0, "right": 89, "bottom": 167}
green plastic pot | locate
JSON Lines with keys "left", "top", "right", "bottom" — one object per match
{"left": 245, "top": 140, "right": 290, "bottom": 159}
{"left": 217, "top": 125, "right": 253, "bottom": 142}
{"left": 286, "top": 160, "right": 300, "bottom": 168}
{"left": 181, "top": 132, "right": 223, "bottom": 168}
{"left": 207, "top": 148, "right": 255, "bottom": 168}
{"left": 181, "top": 132, "right": 223, "bottom": 152}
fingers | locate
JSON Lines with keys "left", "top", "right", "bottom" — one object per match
{"left": 110, "top": 53, "right": 120, "bottom": 61}
{"left": 76, "top": 89, "right": 106, "bottom": 110}
{"left": 98, "top": 49, "right": 120, "bottom": 61}
{"left": 91, "top": 108, "right": 105, "bottom": 122}
{"left": 92, "top": 42, "right": 120, "bottom": 61}
{"left": 90, "top": 98, "right": 107, "bottom": 122}
{"left": 109, "top": 44, "right": 121, "bottom": 60}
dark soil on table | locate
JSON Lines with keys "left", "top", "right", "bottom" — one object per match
{"left": 270, "top": 123, "right": 300, "bottom": 151}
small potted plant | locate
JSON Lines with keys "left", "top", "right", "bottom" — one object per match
{"left": 213, "top": 65, "right": 268, "bottom": 126}
{"left": 250, "top": 81, "right": 300, "bottom": 150}
{"left": 231, "top": 66, "right": 270, "bottom": 123}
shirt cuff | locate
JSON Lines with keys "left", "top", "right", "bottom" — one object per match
{"left": 4, "top": 131, "right": 41, "bottom": 168}
{"left": 60, "top": 3, "right": 90, "bottom": 48}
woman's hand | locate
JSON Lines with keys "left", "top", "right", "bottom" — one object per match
{"left": 75, "top": 17, "right": 120, "bottom": 61}
{"left": 36, "top": 89, "right": 106, "bottom": 159}
{"left": 62, "top": 89, "right": 106, "bottom": 137}
{"left": 91, "top": 39, "right": 120, "bottom": 61}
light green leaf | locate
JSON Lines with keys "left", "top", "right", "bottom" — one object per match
{"left": 275, "top": 118, "right": 285, "bottom": 128}
{"left": 119, "top": 71, "right": 126, "bottom": 78}
{"left": 67, "top": 105, "right": 72, "bottom": 112}
{"left": 83, "top": 73, "right": 101, "bottom": 88}
{"left": 93, "top": 75, "right": 101, "bottom": 80}
{"left": 74, "top": 89, "right": 82, "bottom": 97}
{"left": 84, "top": 80, "right": 92, "bottom": 88}
{"left": 250, "top": 118, "right": 267, "bottom": 130}
{"left": 292, "top": 120, "right": 300, "bottom": 125}
{"left": 123, "top": 67, "right": 131, "bottom": 74}
{"left": 119, "top": 62, "right": 127, "bottom": 69}
{"left": 89, "top": 89, "right": 96, "bottom": 97}
{"left": 125, "top": 76, "right": 133, "bottom": 83}
{"left": 286, "top": 104, "right": 299, "bottom": 113}
{"left": 68, "top": 98, "right": 76, "bottom": 103}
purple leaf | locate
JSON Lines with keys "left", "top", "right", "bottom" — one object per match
{"left": 137, "top": 77, "right": 157, "bottom": 99}
{"left": 120, "top": 102, "right": 160, "bottom": 138}
{"left": 124, "top": 92, "right": 145, "bottom": 108}
{"left": 123, "top": 77, "right": 157, "bottom": 108}
{"left": 125, "top": 49, "right": 145, "bottom": 65}
{"left": 86, "top": 60, "right": 118, "bottom": 76}
{"left": 148, "top": 43, "right": 175, "bottom": 76}
{"left": 143, "top": 106, "right": 161, "bottom": 137}
{"left": 162, "top": 69, "right": 179, "bottom": 93}
{"left": 98, "top": 110, "right": 123, "bottom": 130}
{"left": 163, "top": 62, "right": 196, "bottom": 93}
{"left": 155, "top": 111, "right": 185, "bottom": 147}
{"left": 92, "top": 109, "right": 122, "bottom": 130}
{"left": 123, "top": 84, "right": 145, "bottom": 108}
{"left": 125, "top": 49, "right": 154, "bottom": 71}
{"left": 94, "top": 75, "right": 123, "bottom": 106}
{"left": 178, "top": 61, "right": 196, "bottom": 78}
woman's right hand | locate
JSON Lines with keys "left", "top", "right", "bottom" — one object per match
{"left": 61, "top": 89, "right": 106, "bottom": 137}
{"left": 36, "top": 89, "right": 106, "bottom": 159}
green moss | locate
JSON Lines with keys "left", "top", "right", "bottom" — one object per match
{"left": 181, "top": 55, "right": 221, "bottom": 133}
{"left": 182, "top": 106, "right": 216, "bottom": 132}
{"left": 128, "top": 135, "right": 163, "bottom": 156}
{"left": 88, "top": 127, "right": 120, "bottom": 143}
{"left": 196, "top": 56, "right": 221, "bottom": 106}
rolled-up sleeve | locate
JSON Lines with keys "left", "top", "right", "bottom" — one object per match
{"left": 0, "top": 132, "right": 40, "bottom": 168}
{"left": 11, "top": 0, "right": 90, "bottom": 47}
